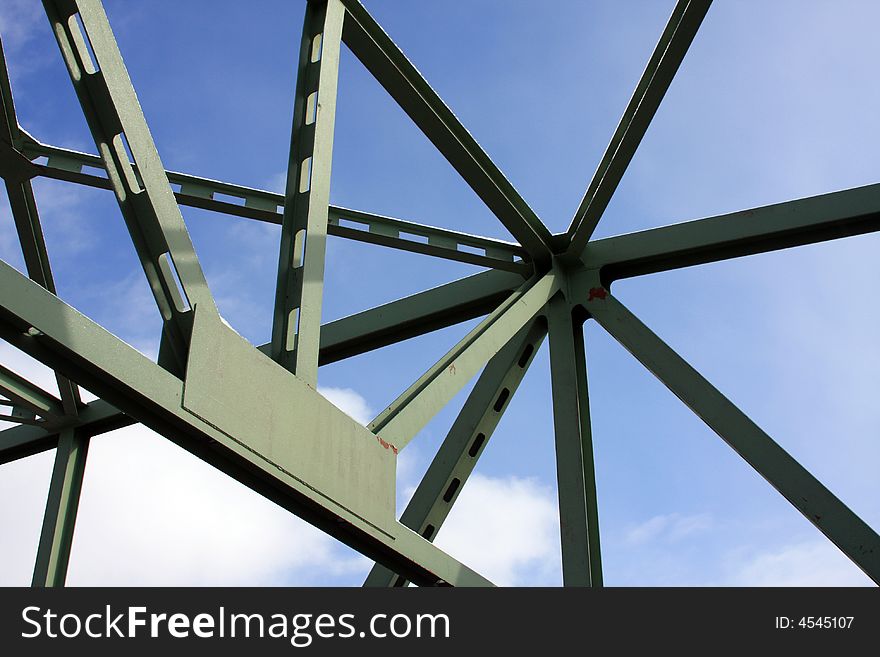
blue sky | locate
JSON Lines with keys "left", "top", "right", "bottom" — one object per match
{"left": 1, "top": 0, "right": 878, "bottom": 586}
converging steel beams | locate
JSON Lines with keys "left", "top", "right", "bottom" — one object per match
{"left": 339, "top": 0, "right": 554, "bottom": 265}
{"left": 369, "top": 272, "right": 559, "bottom": 451}
{"left": 566, "top": 0, "right": 712, "bottom": 256}
{"left": 582, "top": 282, "right": 880, "bottom": 584}
{"left": 0, "top": 260, "right": 493, "bottom": 587}
{"left": 365, "top": 319, "right": 547, "bottom": 587}
{"left": 271, "top": 0, "right": 344, "bottom": 385}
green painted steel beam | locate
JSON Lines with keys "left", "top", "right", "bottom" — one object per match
{"left": 32, "top": 428, "right": 89, "bottom": 587}
{"left": 566, "top": 0, "right": 712, "bottom": 256}
{"left": 339, "top": 0, "right": 554, "bottom": 265}
{"left": 0, "top": 259, "right": 493, "bottom": 586}
{"left": 271, "top": 0, "right": 344, "bottom": 385}
{"left": 19, "top": 137, "right": 530, "bottom": 272}
{"left": 0, "top": 399, "right": 129, "bottom": 465}
{"left": 328, "top": 206, "right": 530, "bottom": 273}
{"left": 369, "top": 271, "right": 560, "bottom": 451}
{"left": 581, "top": 278, "right": 880, "bottom": 585}
{"left": 301, "top": 268, "right": 527, "bottom": 365}
{"left": 0, "top": 269, "right": 523, "bottom": 466}
{"left": 0, "top": 38, "right": 82, "bottom": 416}
{"left": 583, "top": 182, "right": 880, "bottom": 282}
{"left": 0, "top": 363, "right": 66, "bottom": 424}
{"left": 547, "top": 293, "right": 602, "bottom": 586}
{"left": 43, "top": 0, "right": 218, "bottom": 376}
{"left": 365, "top": 318, "right": 547, "bottom": 587}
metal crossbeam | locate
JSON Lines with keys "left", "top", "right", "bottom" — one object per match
{"left": 1, "top": 38, "right": 82, "bottom": 417}
{"left": 43, "top": 0, "right": 218, "bottom": 376}
{"left": 0, "top": 399, "right": 128, "bottom": 466}
{"left": 0, "top": 363, "right": 66, "bottom": 425}
{"left": 19, "top": 137, "right": 528, "bottom": 272}
{"left": 339, "top": 0, "right": 554, "bottom": 264}
{"left": 566, "top": 0, "right": 712, "bottom": 255}
{"left": 0, "top": 259, "right": 492, "bottom": 587}
{"left": 365, "top": 319, "right": 547, "bottom": 587}
{"left": 583, "top": 182, "right": 880, "bottom": 282}
{"left": 369, "top": 271, "right": 559, "bottom": 450}
{"left": 582, "top": 281, "right": 880, "bottom": 584}
{"left": 1, "top": 0, "right": 876, "bottom": 588}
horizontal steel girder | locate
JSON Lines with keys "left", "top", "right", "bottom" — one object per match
{"left": 582, "top": 182, "right": 880, "bottom": 282}
{"left": 19, "top": 136, "right": 530, "bottom": 273}
{"left": 0, "top": 268, "right": 524, "bottom": 464}
{"left": 0, "top": 258, "right": 492, "bottom": 586}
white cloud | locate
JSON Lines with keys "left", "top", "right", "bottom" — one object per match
{"left": 623, "top": 512, "right": 713, "bottom": 547}
{"left": 65, "top": 425, "right": 369, "bottom": 586}
{"left": 0, "top": 348, "right": 377, "bottom": 586}
{"left": 432, "top": 473, "right": 560, "bottom": 586}
{"left": 728, "top": 540, "right": 873, "bottom": 587}
{"left": 317, "top": 386, "right": 373, "bottom": 426}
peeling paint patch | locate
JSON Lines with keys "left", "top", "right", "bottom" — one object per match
{"left": 376, "top": 435, "right": 398, "bottom": 455}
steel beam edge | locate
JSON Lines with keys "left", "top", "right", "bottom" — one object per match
{"left": 338, "top": 0, "right": 554, "bottom": 264}
{"left": 583, "top": 182, "right": 880, "bottom": 282}
{"left": 365, "top": 318, "right": 547, "bottom": 587}
{"left": 578, "top": 275, "right": 880, "bottom": 585}
{"left": 0, "top": 259, "right": 492, "bottom": 586}
{"left": 566, "top": 0, "right": 713, "bottom": 255}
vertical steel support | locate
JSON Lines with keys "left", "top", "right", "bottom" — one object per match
{"left": 32, "top": 428, "right": 89, "bottom": 587}
{"left": 0, "top": 38, "right": 81, "bottom": 415}
{"left": 42, "top": 0, "right": 218, "bottom": 375}
{"left": 585, "top": 287, "right": 880, "bottom": 584}
{"left": 547, "top": 294, "right": 602, "bottom": 587}
{"left": 364, "top": 319, "right": 547, "bottom": 587}
{"left": 270, "top": 0, "right": 345, "bottom": 386}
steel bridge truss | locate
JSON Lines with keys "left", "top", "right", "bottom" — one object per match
{"left": 0, "top": 0, "right": 878, "bottom": 587}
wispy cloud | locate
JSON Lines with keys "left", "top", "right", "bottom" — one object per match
{"left": 726, "top": 540, "right": 873, "bottom": 587}
{"left": 623, "top": 512, "right": 713, "bottom": 547}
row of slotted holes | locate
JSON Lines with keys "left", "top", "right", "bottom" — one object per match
{"left": 391, "top": 341, "right": 535, "bottom": 585}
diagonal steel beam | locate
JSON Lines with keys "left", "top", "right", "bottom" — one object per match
{"left": 0, "top": 399, "right": 129, "bottom": 466}
{"left": 32, "top": 428, "right": 89, "bottom": 587}
{"left": 365, "top": 318, "right": 547, "bottom": 587}
{"left": 369, "top": 271, "right": 560, "bottom": 451}
{"left": 42, "top": 0, "right": 218, "bottom": 376}
{"left": 0, "top": 363, "right": 66, "bottom": 425}
{"left": 547, "top": 294, "right": 602, "bottom": 586}
{"left": 581, "top": 280, "right": 880, "bottom": 584}
{"left": 0, "top": 37, "right": 82, "bottom": 416}
{"left": 339, "top": 0, "right": 554, "bottom": 265}
{"left": 303, "top": 268, "right": 526, "bottom": 364}
{"left": 566, "top": 0, "right": 712, "bottom": 256}
{"left": 19, "top": 138, "right": 531, "bottom": 273}
{"left": 0, "top": 259, "right": 492, "bottom": 586}
{"left": 1, "top": 269, "right": 525, "bottom": 465}
{"left": 583, "top": 182, "right": 880, "bottom": 282}
{"left": 271, "top": 0, "right": 345, "bottom": 385}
